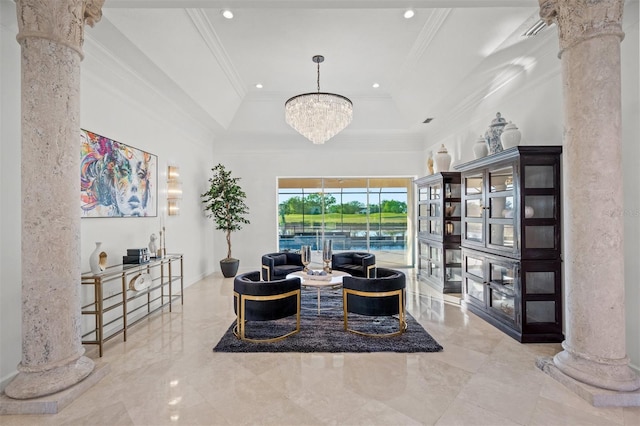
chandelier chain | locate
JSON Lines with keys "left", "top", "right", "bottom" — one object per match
{"left": 317, "top": 61, "right": 320, "bottom": 93}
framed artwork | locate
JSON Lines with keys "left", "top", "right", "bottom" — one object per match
{"left": 81, "top": 129, "right": 158, "bottom": 218}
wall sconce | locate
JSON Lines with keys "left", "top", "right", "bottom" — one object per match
{"left": 167, "top": 165, "right": 182, "bottom": 216}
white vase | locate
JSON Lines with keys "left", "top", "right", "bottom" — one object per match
{"left": 434, "top": 144, "right": 452, "bottom": 172}
{"left": 473, "top": 135, "right": 488, "bottom": 159}
{"left": 500, "top": 121, "right": 522, "bottom": 149}
{"left": 89, "top": 242, "right": 103, "bottom": 274}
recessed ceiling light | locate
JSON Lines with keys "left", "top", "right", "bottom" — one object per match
{"left": 372, "top": 83, "right": 380, "bottom": 89}
{"left": 255, "top": 83, "right": 263, "bottom": 89}
{"left": 222, "top": 9, "right": 234, "bottom": 19}
{"left": 404, "top": 9, "right": 415, "bottom": 19}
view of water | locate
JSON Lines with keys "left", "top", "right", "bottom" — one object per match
{"left": 279, "top": 235, "right": 406, "bottom": 252}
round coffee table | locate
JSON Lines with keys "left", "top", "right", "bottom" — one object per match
{"left": 287, "top": 270, "right": 350, "bottom": 315}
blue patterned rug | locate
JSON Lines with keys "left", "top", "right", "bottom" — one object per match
{"left": 213, "top": 289, "right": 443, "bottom": 353}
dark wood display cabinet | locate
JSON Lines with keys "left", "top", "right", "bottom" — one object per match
{"left": 456, "top": 146, "right": 564, "bottom": 343}
{"left": 415, "top": 172, "right": 462, "bottom": 294}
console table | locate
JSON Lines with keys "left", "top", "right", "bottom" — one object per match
{"left": 81, "top": 254, "right": 183, "bottom": 356}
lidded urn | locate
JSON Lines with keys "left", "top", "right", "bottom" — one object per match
{"left": 484, "top": 112, "right": 508, "bottom": 154}
{"left": 434, "top": 144, "right": 452, "bottom": 172}
{"left": 473, "top": 135, "right": 488, "bottom": 159}
{"left": 500, "top": 121, "right": 522, "bottom": 149}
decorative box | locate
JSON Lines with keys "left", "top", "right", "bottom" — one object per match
{"left": 127, "top": 248, "right": 149, "bottom": 256}
{"left": 123, "top": 248, "right": 150, "bottom": 264}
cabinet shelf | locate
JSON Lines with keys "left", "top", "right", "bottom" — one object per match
{"left": 81, "top": 254, "right": 184, "bottom": 356}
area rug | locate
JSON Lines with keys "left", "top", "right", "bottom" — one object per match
{"left": 213, "top": 289, "right": 443, "bottom": 353}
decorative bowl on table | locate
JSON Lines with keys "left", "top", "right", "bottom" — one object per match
{"left": 305, "top": 270, "right": 332, "bottom": 281}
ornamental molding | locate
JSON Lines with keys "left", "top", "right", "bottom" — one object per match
{"left": 16, "top": 0, "right": 104, "bottom": 58}
{"left": 539, "top": 0, "right": 624, "bottom": 57}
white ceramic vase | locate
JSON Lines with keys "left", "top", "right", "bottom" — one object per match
{"left": 89, "top": 242, "right": 103, "bottom": 274}
{"left": 500, "top": 121, "right": 522, "bottom": 149}
{"left": 473, "top": 135, "right": 488, "bottom": 159}
{"left": 434, "top": 144, "right": 452, "bottom": 172}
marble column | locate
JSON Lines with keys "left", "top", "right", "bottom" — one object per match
{"left": 537, "top": 0, "right": 640, "bottom": 403}
{"left": 4, "top": 0, "right": 104, "bottom": 400}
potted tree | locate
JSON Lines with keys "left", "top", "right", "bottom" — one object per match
{"left": 201, "top": 163, "right": 250, "bottom": 278}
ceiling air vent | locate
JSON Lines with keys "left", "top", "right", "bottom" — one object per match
{"left": 423, "top": 117, "right": 434, "bottom": 124}
{"left": 523, "top": 19, "right": 548, "bottom": 37}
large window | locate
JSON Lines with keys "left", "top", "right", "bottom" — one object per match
{"left": 278, "top": 177, "right": 414, "bottom": 268}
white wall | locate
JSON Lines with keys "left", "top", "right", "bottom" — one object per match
{"left": 0, "top": 1, "right": 217, "bottom": 385}
{"left": 0, "top": 0, "right": 24, "bottom": 389}
{"left": 620, "top": 4, "right": 639, "bottom": 375}
{"left": 212, "top": 134, "right": 426, "bottom": 274}
{"left": 79, "top": 48, "right": 217, "bottom": 285}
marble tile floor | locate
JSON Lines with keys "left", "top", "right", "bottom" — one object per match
{"left": 2, "top": 271, "right": 640, "bottom": 426}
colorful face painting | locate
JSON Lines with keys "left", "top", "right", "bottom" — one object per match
{"left": 81, "top": 130, "right": 157, "bottom": 217}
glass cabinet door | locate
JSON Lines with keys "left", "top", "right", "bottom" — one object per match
{"left": 428, "top": 245, "right": 442, "bottom": 280}
{"left": 419, "top": 186, "right": 429, "bottom": 202}
{"left": 487, "top": 257, "right": 518, "bottom": 325}
{"left": 465, "top": 174, "right": 483, "bottom": 195}
{"left": 465, "top": 254, "right": 484, "bottom": 279}
{"left": 417, "top": 186, "right": 430, "bottom": 236}
{"left": 489, "top": 287, "right": 516, "bottom": 324}
{"left": 430, "top": 183, "right": 442, "bottom": 200}
{"left": 487, "top": 165, "right": 516, "bottom": 252}
{"left": 429, "top": 202, "right": 441, "bottom": 237}
{"left": 463, "top": 172, "right": 484, "bottom": 244}
{"left": 488, "top": 260, "right": 516, "bottom": 294}
{"left": 463, "top": 252, "right": 486, "bottom": 306}
{"left": 417, "top": 241, "right": 428, "bottom": 274}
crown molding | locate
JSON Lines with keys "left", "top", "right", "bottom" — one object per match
{"left": 398, "top": 8, "right": 452, "bottom": 79}
{"left": 185, "top": 9, "right": 247, "bottom": 99}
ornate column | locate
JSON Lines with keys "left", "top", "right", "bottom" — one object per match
{"left": 537, "top": 0, "right": 640, "bottom": 404}
{"left": 4, "top": 0, "right": 104, "bottom": 400}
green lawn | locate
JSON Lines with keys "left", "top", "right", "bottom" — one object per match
{"left": 280, "top": 212, "right": 407, "bottom": 226}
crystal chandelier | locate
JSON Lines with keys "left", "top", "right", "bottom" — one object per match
{"left": 285, "top": 55, "right": 353, "bottom": 145}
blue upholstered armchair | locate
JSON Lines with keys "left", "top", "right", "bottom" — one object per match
{"left": 342, "top": 267, "right": 406, "bottom": 337}
{"left": 233, "top": 271, "right": 301, "bottom": 342}
{"left": 261, "top": 252, "right": 304, "bottom": 281}
{"left": 331, "top": 252, "right": 376, "bottom": 278}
